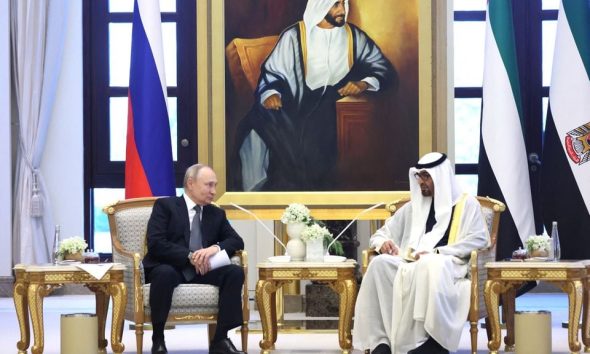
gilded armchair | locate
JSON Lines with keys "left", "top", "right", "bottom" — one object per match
{"left": 361, "top": 196, "right": 505, "bottom": 354}
{"left": 104, "top": 197, "right": 249, "bottom": 354}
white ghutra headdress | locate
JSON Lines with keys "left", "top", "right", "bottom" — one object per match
{"left": 407, "top": 152, "right": 463, "bottom": 251}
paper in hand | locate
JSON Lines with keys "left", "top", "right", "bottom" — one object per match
{"left": 209, "top": 249, "right": 231, "bottom": 270}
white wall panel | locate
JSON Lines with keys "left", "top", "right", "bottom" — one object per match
{"left": 0, "top": 0, "right": 12, "bottom": 276}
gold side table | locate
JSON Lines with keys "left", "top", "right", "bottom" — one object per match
{"left": 256, "top": 260, "right": 357, "bottom": 353}
{"left": 484, "top": 260, "right": 590, "bottom": 354}
{"left": 13, "top": 263, "right": 127, "bottom": 354}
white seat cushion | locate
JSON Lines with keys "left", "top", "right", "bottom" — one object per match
{"left": 143, "top": 283, "right": 219, "bottom": 311}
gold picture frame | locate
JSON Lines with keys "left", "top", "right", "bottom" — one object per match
{"left": 196, "top": 0, "right": 450, "bottom": 220}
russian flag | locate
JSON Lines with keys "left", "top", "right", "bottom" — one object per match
{"left": 125, "top": 0, "right": 175, "bottom": 198}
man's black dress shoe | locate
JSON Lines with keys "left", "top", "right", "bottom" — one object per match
{"left": 151, "top": 339, "right": 168, "bottom": 354}
{"left": 372, "top": 343, "right": 392, "bottom": 354}
{"left": 407, "top": 336, "right": 449, "bottom": 354}
{"left": 209, "top": 338, "right": 246, "bottom": 354}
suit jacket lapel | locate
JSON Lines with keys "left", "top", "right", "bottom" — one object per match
{"left": 177, "top": 196, "right": 190, "bottom": 245}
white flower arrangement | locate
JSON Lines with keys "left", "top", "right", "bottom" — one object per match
{"left": 58, "top": 236, "right": 88, "bottom": 256}
{"left": 300, "top": 223, "right": 332, "bottom": 242}
{"left": 525, "top": 234, "right": 550, "bottom": 253}
{"left": 281, "top": 203, "right": 311, "bottom": 224}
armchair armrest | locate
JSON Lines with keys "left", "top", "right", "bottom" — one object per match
{"left": 361, "top": 248, "right": 379, "bottom": 275}
{"left": 133, "top": 253, "right": 146, "bottom": 325}
{"left": 469, "top": 245, "right": 496, "bottom": 321}
{"left": 469, "top": 250, "right": 479, "bottom": 321}
{"left": 233, "top": 250, "right": 250, "bottom": 324}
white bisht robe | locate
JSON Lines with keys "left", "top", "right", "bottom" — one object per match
{"left": 353, "top": 195, "right": 488, "bottom": 354}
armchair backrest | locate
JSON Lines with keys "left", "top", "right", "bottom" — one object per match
{"left": 385, "top": 195, "right": 505, "bottom": 247}
{"left": 226, "top": 36, "right": 279, "bottom": 94}
{"left": 385, "top": 197, "right": 410, "bottom": 215}
{"left": 104, "top": 197, "right": 158, "bottom": 260}
{"left": 363, "top": 193, "right": 505, "bottom": 270}
{"left": 474, "top": 196, "right": 505, "bottom": 248}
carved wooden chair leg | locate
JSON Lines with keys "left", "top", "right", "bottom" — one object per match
{"left": 241, "top": 323, "right": 248, "bottom": 352}
{"left": 135, "top": 323, "right": 144, "bottom": 354}
{"left": 207, "top": 323, "right": 217, "bottom": 347}
{"left": 470, "top": 319, "right": 478, "bottom": 354}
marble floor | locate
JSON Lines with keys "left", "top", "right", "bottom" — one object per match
{"left": 0, "top": 292, "right": 573, "bottom": 353}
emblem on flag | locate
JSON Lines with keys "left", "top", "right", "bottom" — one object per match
{"left": 564, "top": 122, "right": 590, "bottom": 165}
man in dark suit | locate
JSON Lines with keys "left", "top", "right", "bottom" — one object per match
{"left": 143, "top": 164, "right": 246, "bottom": 354}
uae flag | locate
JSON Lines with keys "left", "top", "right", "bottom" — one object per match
{"left": 478, "top": 0, "right": 536, "bottom": 260}
{"left": 125, "top": 0, "right": 175, "bottom": 198}
{"left": 541, "top": 0, "right": 590, "bottom": 259}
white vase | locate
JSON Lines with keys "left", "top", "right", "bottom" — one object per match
{"left": 286, "top": 222, "right": 306, "bottom": 261}
{"left": 529, "top": 248, "right": 549, "bottom": 258}
{"left": 286, "top": 238, "right": 306, "bottom": 261}
{"left": 305, "top": 238, "right": 324, "bottom": 262}
{"left": 286, "top": 222, "right": 306, "bottom": 239}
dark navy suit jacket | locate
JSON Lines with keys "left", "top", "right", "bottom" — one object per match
{"left": 142, "top": 196, "right": 244, "bottom": 272}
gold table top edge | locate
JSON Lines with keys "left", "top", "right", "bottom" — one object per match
{"left": 485, "top": 260, "right": 590, "bottom": 269}
{"left": 14, "top": 263, "right": 126, "bottom": 272}
{"left": 257, "top": 260, "right": 357, "bottom": 269}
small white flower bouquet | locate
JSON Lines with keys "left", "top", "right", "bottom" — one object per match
{"left": 58, "top": 236, "right": 88, "bottom": 257}
{"left": 281, "top": 203, "right": 311, "bottom": 224}
{"left": 282, "top": 203, "right": 345, "bottom": 256}
{"left": 525, "top": 234, "right": 550, "bottom": 255}
{"left": 300, "top": 223, "right": 332, "bottom": 242}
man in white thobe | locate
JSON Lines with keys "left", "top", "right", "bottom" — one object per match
{"left": 231, "top": 0, "right": 396, "bottom": 191}
{"left": 353, "top": 152, "right": 488, "bottom": 354}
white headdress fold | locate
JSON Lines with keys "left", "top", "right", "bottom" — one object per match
{"left": 303, "top": 0, "right": 349, "bottom": 40}
{"left": 407, "top": 152, "right": 463, "bottom": 251}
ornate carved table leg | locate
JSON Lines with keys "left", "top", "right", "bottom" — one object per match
{"left": 13, "top": 276, "right": 30, "bottom": 354}
{"left": 558, "top": 280, "right": 583, "bottom": 353}
{"left": 256, "top": 279, "right": 279, "bottom": 353}
{"left": 90, "top": 284, "right": 110, "bottom": 353}
{"left": 109, "top": 282, "right": 127, "bottom": 354}
{"left": 329, "top": 278, "right": 357, "bottom": 353}
{"left": 27, "top": 284, "right": 46, "bottom": 354}
{"left": 503, "top": 286, "right": 517, "bottom": 352}
{"left": 485, "top": 279, "right": 502, "bottom": 354}
{"left": 270, "top": 287, "right": 278, "bottom": 348}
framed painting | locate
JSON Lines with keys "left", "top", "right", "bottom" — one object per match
{"left": 196, "top": 0, "right": 449, "bottom": 220}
